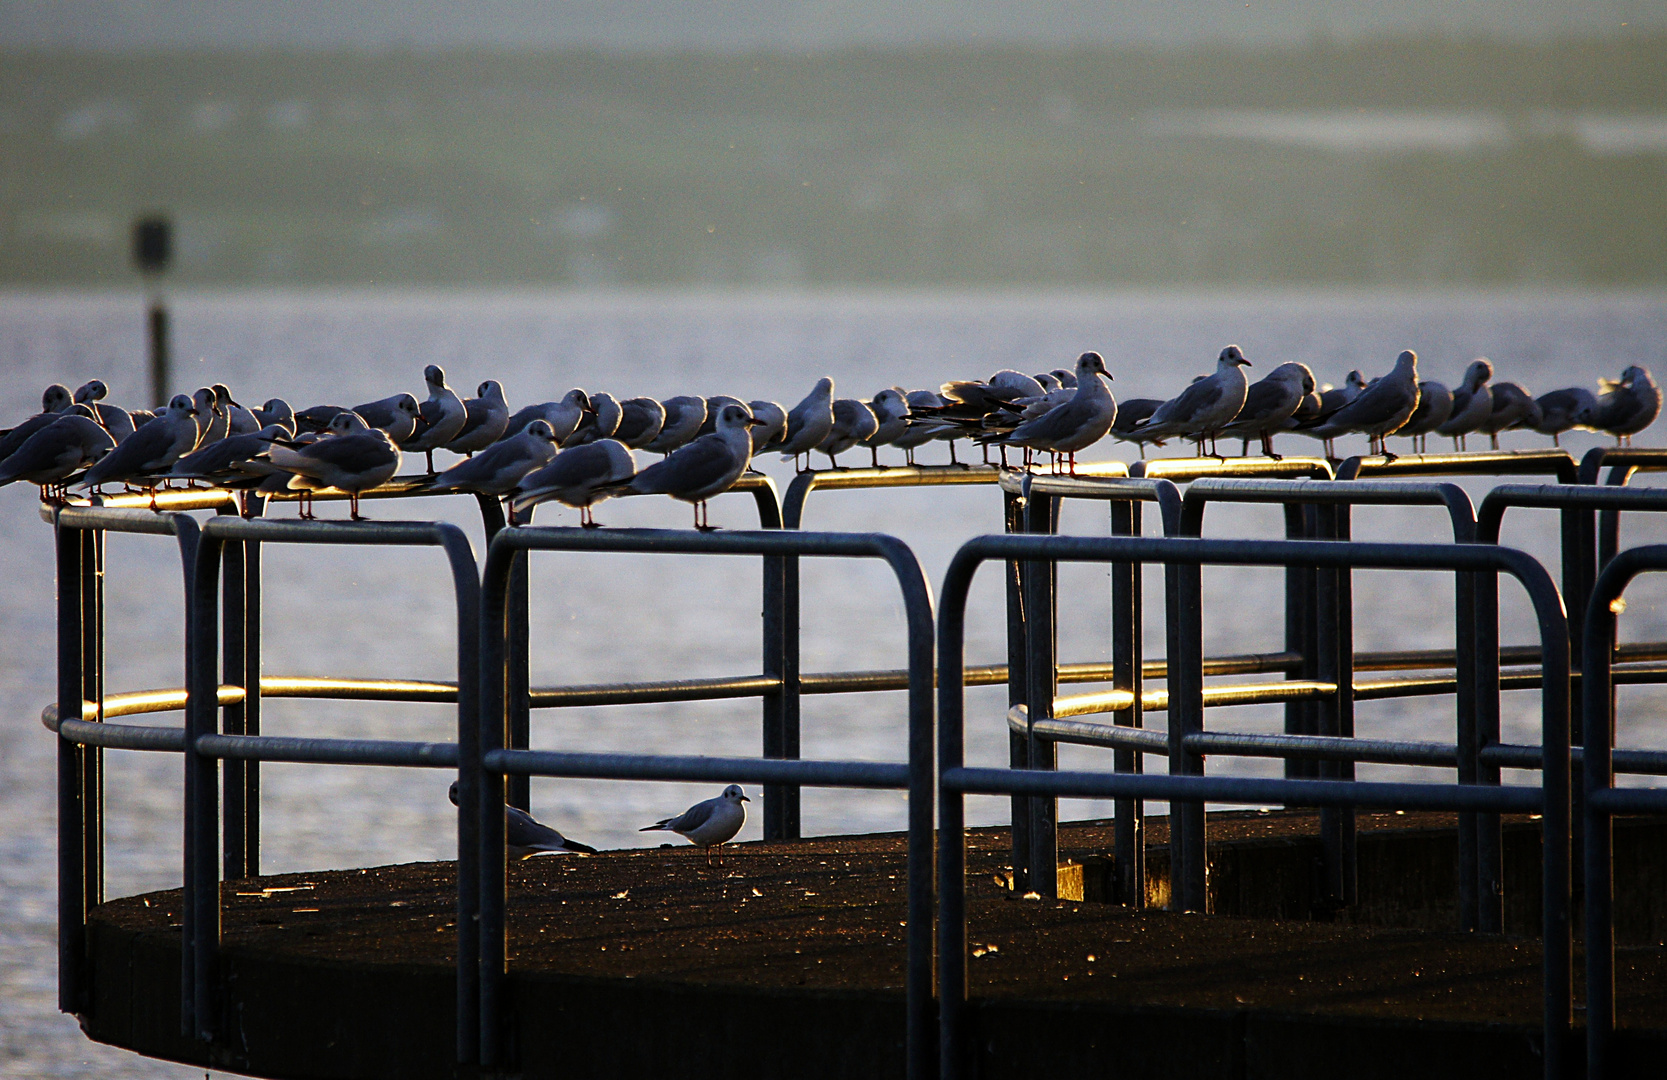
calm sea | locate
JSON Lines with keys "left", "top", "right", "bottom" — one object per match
{"left": 3, "top": 288, "right": 1666, "bottom": 1076}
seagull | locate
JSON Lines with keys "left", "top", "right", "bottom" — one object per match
{"left": 818, "top": 398, "right": 879, "bottom": 468}
{"left": 1481, "top": 381, "right": 1537, "bottom": 449}
{"left": 861, "top": 388, "right": 911, "bottom": 467}
{"left": 892, "top": 390, "right": 959, "bottom": 465}
{"left": 349, "top": 392, "right": 421, "bottom": 444}
{"left": 76, "top": 394, "right": 201, "bottom": 493}
{"left": 429, "top": 419, "right": 561, "bottom": 521}
{"left": 643, "top": 395, "right": 707, "bottom": 456}
{"left": 774, "top": 377, "right": 835, "bottom": 471}
{"left": 1109, "top": 397, "right": 1166, "bottom": 458}
{"left": 613, "top": 396, "right": 667, "bottom": 449}
{"left": 1585, "top": 365, "right": 1661, "bottom": 446}
{"left": 0, "top": 383, "right": 75, "bottom": 464}
{"left": 193, "top": 386, "right": 230, "bottom": 447}
{"left": 1530, "top": 387, "right": 1597, "bottom": 446}
{"left": 695, "top": 396, "right": 749, "bottom": 437}
{"left": 1219, "top": 361, "right": 1314, "bottom": 458}
{"left": 72, "top": 380, "right": 137, "bottom": 442}
{"left": 1324, "top": 350, "right": 1421, "bottom": 458}
{"left": 1435, "top": 359, "right": 1494, "bottom": 451}
{"left": 511, "top": 438, "right": 636, "bottom": 527}
{"left": 404, "top": 365, "right": 467, "bottom": 472}
{"left": 448, "top": 782, "right": 596, "bottom": 857}
{"left": 562, "top": 392, "right": 623, "bottom": 446}
{"left": 747, "top": 399, "right": 787, "bottom": 453}
{"left": 293, "top": 403, "right": 348, "bottom": 435}
{"left": 251, "top": 398, "right": 297, "bottom": 437}
{"left": 1290, "top": 369, "right": 1367, "bottom": 457}
{"left": 0, "top": 411, "right": 115, "bottom": 497}
{"left": 446, "top": 379, "right": 510, "bottom": 455}
{"left": 500, "top": 389, "right": 591, "bottom": 445}
{"left": 985, "top": 351, "right": 1117, "bottom": 473}
{"left": 169, "top": 425, "right": 288, "bottom": 485}
{"left": 1397, "top": 381, "right": 1454, "bottom": 453}
{"left": 607, "top": 402, "right": 760, "bottom": 529}
{"left": 1135, "top": 345, "right": 1253, "bottom": 457}
{"left": 640, "top": 784, "right": 749, "bottom": 866}
{"left": 266, "top": 410, "right": 402, "bottom": 520}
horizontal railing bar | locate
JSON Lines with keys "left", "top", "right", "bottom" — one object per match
{"left": 486, "top": 748, "right": 910, "bottom": 789}
{"left": 1588, "top": 787, "right": 1667, "bottom": 813}
{"left": 1186, "top": 731, "right": 1457, "bottom": 767}
{"left": 942, "top": 765, "right": 1545, "bottom": 812}
{"left": 195, "top": 733, "right": 458, "bottom": 768}
{"left": 58, "top": 718, "right": 187, "bottom": 752}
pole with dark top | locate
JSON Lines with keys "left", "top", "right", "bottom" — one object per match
{"left": 133, "top": 216, "right": 171, "bottom": 405}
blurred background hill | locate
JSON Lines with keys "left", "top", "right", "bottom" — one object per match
{"left": 2, "top": 1, "right": 1664, "bottom": 288}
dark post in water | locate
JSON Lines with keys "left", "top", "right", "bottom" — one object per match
{"left": 132, "top": 216, "right": 172, "bottom": 406}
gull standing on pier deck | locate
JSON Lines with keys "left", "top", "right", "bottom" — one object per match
{"left": 509, "top": 436, "right": 635, "bottom": 527}
{"left": 404, "top": 365, "right": 467, "bottom": 473}
{"left": 267, "top": 411, "right": 402, "bottom": 520}
{"left": 641, "top": 785, "right": 749, "bottom": 866}
{"left": 1135, "top": 345, "right": 1252, "bottom": 457}
{"left": 449, "top": 782, "right": 596, "bottom": 857}
{"left": 1435, "top": 359, "right": 1494, "bottom": 451}
{"left": 1324, "top": 349, "right": 1421, "bottom": 458}
{"left": 608, "top": 402, "right": 760, "bottom": 530}
{"left": 774, "top": 377, "right": 835, "bottom": 471}
{"left": 76, "top": 394, "right": 200, "bottom": 492}
{"left": 987, "top": 351, "right": 1116, "bottom": 473}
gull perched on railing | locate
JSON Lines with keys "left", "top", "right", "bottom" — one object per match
{"left": 643, "top": 395, "right": 707, "bottom": 456}
{"left": 1397, "top": 381, "right": 1453, "bottom": 453}
{"left": 449, "top": 782, "right": 596, "bottom": 857}
{"left": 0, "top": 409, "right": 115, "bottom": 498}
{"left": 1219, "top": 361, "right": 1314, "bottom": 458}
{"left": 604, "top": 402, "right": 761, "bottom": 530}
{"left": 446, "top": 379, "right": 510, "bottom": 456}
{"left": 1529, "top": 387, "right": 1597, "bottom": 446}
{"left": 76, "top": 394, "right": 201, "bottom": 493}
{"left": 640, "top": 784, "right": 749, "bottom": 866}
{"left": 349, "top": 392, "right": 421, "bottom": 444}
{"left": 404, "top": 364, "right": 467, "bottom": 473}
{"left": 1134, "top": 345, "right": 1252, "bottom": 457}
{"left": 772, "top": 377, "right": 835, "bottom": 472}
{"left": 265, "top": 411, "right": 402, "bottom": 520}
{"left": 1584, "top": 365, "right": 1661, "bottom": 447}
{"left": 1323, "top": 349, "right": 1421, "bottom": 458}
{"left": 1435, "top": 359, "right": 1494, "bottom": 451}
{"left": 981, "top": 350, "right": 1117, "bottom": 474}
{"left": 509, "top": 436, "right": 635, "bottom": 527}
{"left": 500, "top": 388, "right": 590, "bottom": 445}
{"left": 429, "top": 419, "right": 561, "bottom": 523}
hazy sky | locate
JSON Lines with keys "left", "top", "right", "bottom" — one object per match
{"left": 1, "top": 0, "right": 1660, "bottom": 51}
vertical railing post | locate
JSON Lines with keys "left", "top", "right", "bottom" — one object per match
{"left": 220, "top": 518, "right": 248, "bottom": 879}
{"left": 761, "top": 548, "right": 792, "bottom": 840}
{"left": 55, "top": 513, "right": 87, "bottom": 1015}
{"left": 184, "top": 525, "right": 218, "bottom": 1042}
{"left": 241, "top": 523, "right": 263, "bottom": 879}
{"left": 1283, "top": 503, "right": 1317, "bottom": 778}
{"left": 1314, "top": 504, "right": 1357, "bottom": 908}
{"left": 1167, "top": 546, "right": 1208, "bottom": 913}
{"left": 478, "top": 540, "right": 511, "bottom": 1070}
{"left": 1022, "top": 488, "right": 1059, "bottom": 897}
{"left": 1455, "top": 561, "right": 1481, "bottom": 931}
{"left": 506, "top": 550, "right": 531, "bottom": 812}
{"left": 78, "top": 525, "right": 104, "bottom": 915}
{"left": 774, "top": 482, "right": 806, "bottom": 842}
{"left": 1109, "top": 498, "right": 1144, "bottom": 907}
{"left": 1003, "top": 489, "right": 1032, "bottom": 888}
{"left": 1474, "top": 561, "right": 1504, "bottom": 933}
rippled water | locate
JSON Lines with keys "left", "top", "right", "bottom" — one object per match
{"left": 3, "top": 288, "right": 1666, "bottom": 1077}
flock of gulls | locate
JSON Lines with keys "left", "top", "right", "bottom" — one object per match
{"left": 0, "top": 350, "right": 1658, "bottom": 527}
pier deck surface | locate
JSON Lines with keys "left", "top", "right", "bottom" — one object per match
{"left": 84, "top": 811, "right": 1667, "bottom": 1079}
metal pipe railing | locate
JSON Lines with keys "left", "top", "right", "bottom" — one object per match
{"left": 936, "top": 533, "right": 1571, "bottom": 1080}
{"left": 476, "top": 524, "right": 936, "bottom": 1079}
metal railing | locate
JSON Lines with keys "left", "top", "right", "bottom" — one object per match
{"left": 935, "top": 532, "right": 1572, "bottom": 1080}
{"left": 1582, "top": 543, "right": 1667, "bottom": 1080}
{"left": 475, "top": 524, "right": 935, "bottom": 1078}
